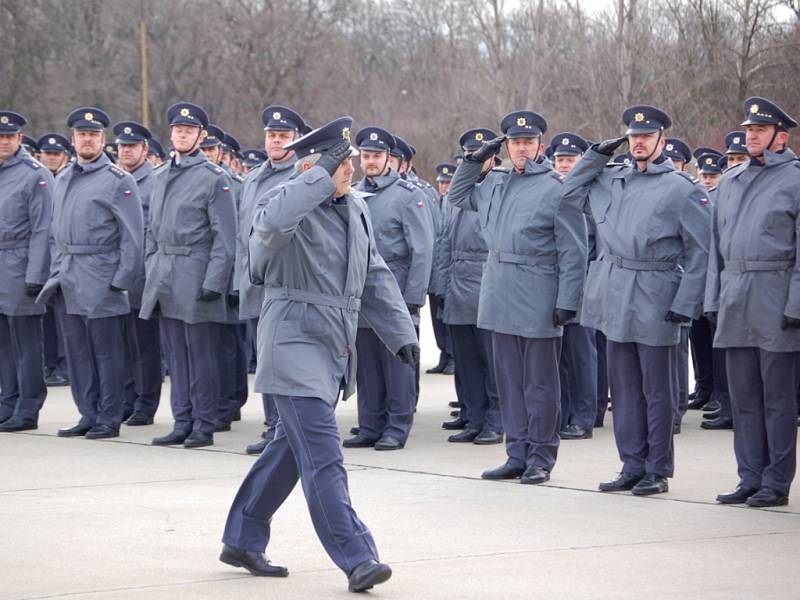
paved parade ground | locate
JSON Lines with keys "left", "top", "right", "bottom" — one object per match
{"left": 3, "top": 314, "right": 800, "bottom": 600}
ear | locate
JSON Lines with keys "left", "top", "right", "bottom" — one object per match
{"left": 302, "top": 162, "right": 312, "bottom": 171}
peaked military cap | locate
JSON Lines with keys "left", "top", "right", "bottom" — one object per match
{"left": 104, "top": 142, "right": 118, "bottom": 161}
{"left": 549, "top": 132, "right": 589, "bottom": 157}
{"left": 201, "top": 124, "right": 225, "bottom": 148}
{"left": 355, "top": 126, "right": 396, "bottom": 152}
{"left": 283, "top": 116, "right": 357, "bottom": 159}
{"left": 147, "top": 138, "right": 165, "bottom": 159}
{"left": 435, "top": 163, "right": 457, "bottom": 182}
{"left": 622, "top": 105, "right": 671, "bottom": 135}
{"left": 261, "top": 105, "right": 305, "bottom": 132}
{"left": 166, "top": 102, "right": 208, "bottom": 128}
{"left": 459, "top": 128, "right": 498, "bottom": 152}
{"left": 719, "top": 156, "right": 729, "bottom": 170}
{"left": 501, "top": 110, "right": 547, "bottom": 138}
{"left": 393, "top": 135, "right": 413, "bottom": 162}
{"left": 724, "top": 131, "right": 748, "bottom": 154}
{"left": 241, "top": 148, "right": 267, "bottom": 168}
{"left": 663, "top": 138, "right": 692, "bottom": 163}
{"left": 113, "top": 121, "right": 152, "bottom": 145}
{"left": 740, "top": 96, "right": 797, "bottom": 129}
{"left": 38, "top": 133, "right": 71, "bottom": 153}
{"left": 67, "top": 107, "right": 109, "bottom": 131}
{"left": 0, "top": 111, "right": 27, "bottom": 133}
{"left": 300, "top": 123, "right": 314, "bottom": 135}
{"left": 692, "top": 146, "right": 722, "bottom": 162}
{"left": 21, "top": 135, "right": 39, "bottom": 153}
{"left": 222, "top": 132, "right": 240, "bottom": 154}
{"left": 611, "top": 153, "right": 632, "bottom": 166}
{"left": 696, "top": 152, "right": 724, "bottom": 174}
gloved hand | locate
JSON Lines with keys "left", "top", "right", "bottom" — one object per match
{"left": 197, "top": 288, "right": 221, "bottom": 302}
{"left": 665, "top": 310, "right": 691, "bottom": 323}
{"left": 781, "top": 315, "right": 800, "bottom": 329}
{"left": 595, "top": 136, "right": 628, "bottom": 156}
{"left": 110, "top": 284, "right": 125, "bottom": 293}
{"left": 466, "top": 135, "right": 506, "bottom": 163}
{"left": 316, "top": 140, "right": 353, "bottom": 176}
{"left": 704, "top": 311, "right": 718, "bottom": 324}
{"left": 227, "top": 293, "right": 239, "bottom": 309}
{"left": 553, "top": 308, "right": 576, "bottom": 327}
{"left": 397, "top": 343, "right": 421, "bottom": 367}
{"left": 406, "top": 303, "right": 420, "bottom": 316}
{"left": 24, "top": 283, "right": 43, "bottom": 297}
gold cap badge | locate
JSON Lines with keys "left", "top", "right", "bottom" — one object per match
{"left": 85, "top": 112, "right": 94, "bottom": 121}
{"left": 475, "top": 132, "right": 484, "bottom": 141}
{"left": 369, "top": 132, "right": 379, "bottom": 141}
{"left": 342, "top": 127, "right": 351, "bottom": 141}
{"left": 750, "top": 104, "right": 759, "bottom": 114}
{"left": 180, "top": 108, "right": 190, "bottom": 117}
{"left": 516, "top": 117, "right": 526, "bottom": 126}
{"left": 634, "top": 112, "right": 645, "bottom": 123}
{"left": 0, "top": 116, "right": 8, "bottom": 124}
{"left": 272, "top": 111, "right": 281, "bottom": 120}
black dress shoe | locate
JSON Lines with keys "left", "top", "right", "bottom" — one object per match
{"left": 599, "top": 472, "right": 642, "bottom": 492}
{"left": 122, "top": 408, "right": 134, "bottom": 422}
{"left": 442, "top": 360, "right": 455, "bottom": 375}
{"left": 219, "top": 544, "right": 289, "bottom": 577}
{"left": 232, "top": 408, "right": 241, "bottom": 422}
{"left": 44, "top": 372, "right": 70, "bottom": 386}
{"left": 374, "top": 435, "right": 404, "bottom": 451}
{"left": 703, "top": 399, "right": 721, "bottom": 413}
{"left": 746, "top": 487, "right": 789, "bottom": 507}
{"left": 85, "top": 424, "right": 119, "bottom": 439}
{"left": 426, "top": 363, "right": 445, "bottom": 374}
{"left": 687, "top": 394, "right": 711, "bottom": 410}
{"left": 449, "top": 410, "right": 461, "bottom": 417}
{"left": 448, "top": 401, "right": 461, "bottom": 408}
{"left": 348, "top": 559, "right": 392, "bottom": 592}
{"left": 442, "top": 417, "right": 467, "bottom": 430}
{"left": 57, "top": 423, "right": 92, "bottom": 437}
{"left": 703, "top": 409, "right": 721, "bottom": 420}
{"left": 474, "top": 430, "right": 503, "bottom": 445}
{"left": 688, "top": 390, "right": 698, "bottom": 401}
{"left": 151, "top": 430, "right": 189, "bottom": 446}
{"left": 673, "top": 422, "right": 682, "bottom": 434}
{"left": 631, "top": 473, "right": 669, "bottom": 496}
{"left": 560, "top": 424, "right": 592, "bottom": 440}
{"left": 0, "top": 416, "right": 38, "bottom": 432}
{"left": 448, "top": 428, "right": 480, "bottom": 443}
{"left": 215, "top": 422, "right": 231, "bottom": 432}
{"left": 343, "top": 433, "right": 378, "bottom": 448}
{"left": 520, "top": 465, "right": 550, "bottom": 485}
{"left": 246, "top": 438, "right": 269, "bottom": 455}
{"left": 184, "top": 431, "right": 213, "bottom": 448}
{"left": 717, "top": 485, "right": 759, "bottom": 504}
{"left": 349, "top": 426, "right": 360, "bottom": 435}
{"left": 125, "top": 412, "right": 154, "bottom": 426}
{"left": 0, "top": 414, "right": 10, "bottom": 425}
{"left": 701, "top": 416, "right": 734, "bottom": 430}
{"left": 481, "top": 462, "right": 525, "bottom": 480}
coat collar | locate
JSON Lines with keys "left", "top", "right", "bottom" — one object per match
{"left": 73, "top": 151, "right": 111, "bottom": 174}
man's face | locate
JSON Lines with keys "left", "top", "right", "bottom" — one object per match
{"left": 726, "top": 153, "right": 748, "bottom": 168}
{"left": 40, "top": 151, "right": 68, "bottom": 172}
{"left": 745, "top": 124, "right": 788, "bottom": 156}
{"left": 628, "top": 132, "right": 663, "bottom": 161}
{"left": 147, "top": 153, "right": 162, "bottom": 166}
{"left": 506, "top": 137, "right": 538, "bottom": 170}
{"left": 332, "top": 157, "right": 355, "bottom": 197}
{"left": 669, "top": 158, "right": 685, "bottom": 172}
{"left": 72, "top": 130, "right": 105, "bottom": 161}
{"left": 359, "top": 149, "right": 389, "bottom": 178}
{"left": 0, "top": 132, "right": 22, "bottom": 161}
{"left": 170, "top": 125, "right": 204, "bottom": 154}
{"left": 437, "top": 180, "right": 451, "bottom": 196}
{"left": 387, "top": 155, "right": 401, "bottom": 172}
{"left": 201, "top": 145, "right": 223, "bottom": 164}
{"left": 118, "top": 142, "right": 147, "bottom": 172}
{"left": 554, "top": 154, "right": 581, "bottom": 177}
{"left": 699, "top": 172, "right": 721, "bottom": 190}
{"left": 265, "top": 129, "right": 296, "bottom": 162}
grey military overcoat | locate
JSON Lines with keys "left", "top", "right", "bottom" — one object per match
{"left": 128, "top": 160, "right": 154, "bottom": 310}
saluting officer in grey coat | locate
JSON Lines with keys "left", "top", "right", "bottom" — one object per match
{"left": 343, "top": 126, "right": 433, "bottom": 451}
{"left": 37, "top": 107, "right": 144, "bottom": 439}
{"left": 561, "top": 105, "right": 710, "bottom": 495}
{"left": 221, "top": 117, "right": 418, "bottom": 593}
{"left": 448, "top": 111, "right": 588, "bottom": 485}
{"left": 0, "top": 111, "right": 53, "bottom": 432}
{"left": 236, "top": 106, "right": 305, "bottom": 455}
{"left": 140, "top": 102, "right": 236, "bottom": 449}
{"left": 112, "top": 121, "right": 163, "bottom": 427}
{"left": 707, "top": 97, "right": 800, "bottom": 508}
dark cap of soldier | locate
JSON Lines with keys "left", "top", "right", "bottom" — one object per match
{"left": 0, "top": 111, "right": 27, "bottom": 133}
{"left": 67, "top": 107, "right": 110, "bottom": 131}
{"left": 622, "top": 105, "right": 671, "bottom": 135}
{"left": 282, "top": 116, "right": 358, "bottom": 159}
{"left": 22, "top": 135, "right": 39, "bottom": 154}
{"left": 166, "top": 102, "right": 208, "bottom": 128}
{"left": 356, "top": 127, "right": 396, "bottom": 153}
{"left": 393, "top": 135, "right": 414, "bottom": 162}
{"left": 696, "top": 152, "right": 724, "bottom": 175}
{"left": 148, "top": 138, "right": 165, "bottom": 159}
{"left": 200, "top": 124, "right": 225, "bottom": 148}
{"left": 549, "top": 132, "right": 589, "bottom": 157}
{"left": 435, "top": 163, "right": 456, "bottom": 182}
{"left": 113, "top": 121, "right": 152, "bottom": 145}
{"left": 242, "top": 148, "right": 267, "bottom": 168}
{"left": 261, "top": 105, "right": 305, "bottom": 132}
{"left": 460, "top": 128, "right": 498, "bottom": 152}
{"left": 663, "top": 138, "right": 691, "bottom": 163}
{"left": 740, "top": 97, "right": 797, "bottom": 130}
{"left": 724, "top": 131, "right": 747, "bottom": 155}
{"left": 38, "top": 133, "right": 71, "bottom": 154}
{"left": 500, "top": 111, "right": 547, "bottom": 138}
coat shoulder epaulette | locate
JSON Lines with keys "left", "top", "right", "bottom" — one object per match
{"left": 491, "top": 167, "right": 509, "bottom": 174}
{"left": 21, "top": 156, "right": 42, "bottom": 170}
{"left": 152, "top": 162, "right": 169, "bottom": 173}
{"left": 109, "top": 165, "right": 126, "bottom": 178}
{"left": 547, "top": 169, "right": 563, "bottom": 182}
{"left": 674, "top": 170, "right": 700, "bottom": 186}
{"left": 204, "top": 162, "right": 225, "bottom": 176}
{"left": 396, "top": 179, "right": 417, "bottom": 193}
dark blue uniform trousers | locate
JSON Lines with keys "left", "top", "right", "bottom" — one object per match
{"left": 355, "top": 327, "right": 415, "bottom": 443}
{"left": 250, "top": 318, "right": 278, "bottom": 431}
{"left": 559, "top": 323, "right": 598, "bottom": 431}
{"left": 428, "top": 294, "right": 452, "bottom": 363}
{"left": 491, "top": 332, "right": 561, "bottom": 471}
{"left": 222, "top": 395, "right": 379, "bottom": 574}
{"left": 725, "top": 348, "right": 799, "bottom": 495}
{"left": 54, "top": 292, "right": 126, "bottom": 429}
{"left": 123, "top": 310, "right": 162, "bottom": 417}
{"left": 0, "top": 314, "right": 46, "bottom": 421}
{"left": 449, "top": 324, "right": 501, "bottom": 434}
{"left": 690, "top": 317, "right": 714, "bottom": 399}
{"left": 607, "top": 341, "right": 675, "bottom": 478}
{"left": 671, "top": 328, "right": 689, "bottom": 426}
{"left": 43, "top": 305, "right": 68, "bottom": 377}
{"left": 160, "top": 317, "right": 220, "bottom": 435}
{"left": 217, "top": 323, "right": 249, "bottom": 426}
{"left": 595, "top": 330, "right": 609, "bottom": 425}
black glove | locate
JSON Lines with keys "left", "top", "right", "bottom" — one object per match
{"left": 316, "top": 140, "right": 352, "bottom": 176}
{"left": 406, "top": 303, "right": 420, "bottom": 316}
{"left": 781, "top": 315, "right": 800, "bottom": 329}
{"left": 665, "top": 310, "right": 691, "bottom": 323}
{"left": 197, "top": 288, "right": 221, "bottom": 302}
{"left": 227, "top": 293, "right": 239, "bottom": 309}
{"left": 466, "top": 135, "right": 506, "bottom": 163}
{"left": 553, "top": 308, "right": 576, "bottom": 327}
{"left": 397, "top": 343, "right": 421, "bottom": 367}
{"left": 24, "top": 283, "right": 43, "bottom": 297}
{"left": 110, "top": 284, "right": 125, "bottom": 293}
{"left": 595, "top": 136, "right": 628, "bottom": 156}
{"left": 704, "top": 311, "right": 718, "bottom": 325}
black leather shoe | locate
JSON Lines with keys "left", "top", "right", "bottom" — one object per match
{"left": 673, "top": 422, "right": 682, "bottom": 434}
{"left": 520, "top": 465, "right": 550, "bottom": 485}
{"left": 349, "top": 426, "right": 360, "bottom": 435}
{"left": 746, "top": 487, "right": 789, "bottom": 507}
{"left": 474, "top": 430, "right": 503, "bottom": 445}
{"left": 348, "top": 559, "right": 392, "bottom": 592}
{"left": 85, "top": 424, "right": 119, "bottom": 439}
{"left": 219, "top": 544, "right": 289, "bottom": 577}
{"left": 703, "top": 399, "right": 721, "bottom": 413}
{"left": 0, "top": 414, "right": 10, "bottom": 425}
{"left": 125, "top": 412, "right": 154, "bottom": 426}
{"left": 449, "top": 410, "right": 461, "bottom": 417}
{"left": 215, "top": 422, "right": 231, "bottom": 432}
{"left": 343, "top": 433, "right": 378, "bottom": 448}
{"left": 122, "top": 408, "right": 134, "bottom": 422}
{"left": 184, "top": 431, "right": 213, "bottom": 448}
{"left": 232, "top": 408, "right": 241, "bottom": 422}
{"left": 448, "top": 428, "right": 480, "bottom": 443}
{"left": 374, "top": 435, "right": 404, "bottom": 451}
{"left": 717, "top": 485, "right": 759, "bottom": 504}
{"left": 560, "top": 424, "right": 592, "bottom": 440}
{"left": 687, "top": 394, "right": 711, "bottom": 410}
{"left": 701, "top": 416, "right": 733, "bottom": 430}
{"left": 0, "top": 416, "right": 38, "bottom": 432}
{"left": 599, "top": 472, "right": 642, "bottom": 492}
{"left": 631, "top": 473, "right": 669, "bottom": 496}
{"left": 57, "top": 423, "right": 92, "bottom": 438}
{"left": 703, "top": 409, "right": 721, "bottom": 420}
{"left": 426, "top": 363, "right": 445, "bottom": 374}
{"left": 481, "top": 462, "right": 525, "bottom": 480}
{"left": 246, "top": 438, "right": 269, "bottom": 455}
{"left": 151, "top": 430, "right": 189, "bottom": 446}
{"left": 442, "top": 360, "right": 455, "bottom": 375}
{"left": 448, "top": 401, "right": 461, "bottom": 408}
{"left": 44, "top": 371, "right": 70, "bottom": 386}
{"left": 442, "top": 417, "right": 467, "bottom": 430}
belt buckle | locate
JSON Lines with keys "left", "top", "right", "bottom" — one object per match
{"left": 346, "top": 296, "right": 358, "bottom": 312}
{"left": 615, "top": 256, "right": 624, "bottom": 268}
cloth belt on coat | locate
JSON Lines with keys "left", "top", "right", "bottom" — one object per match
{"left": 489, "top": 250, "right": 556, "bottom": 266}
{"left": 603, "top": 254, "right": 676, "bottom": 271}
{"left": 384, "top": 256, "right": 406, "bottom": 264}
{"left": 0, "top": 239, "right": 29, "bottom": 250}
{"left": 158, "top": 244, "right": 193, "bottom": 256}
{"left": 453, "top": 250, "right": 488, "bottom": 261}
{"left": 724, "top": 258, "right": 794, "bottom": 272}
{"left": 63, "top": 244, "right": 116, "bottom": 255}
{"left": 264, "top": 286, "right": 362, "bottom": 312}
